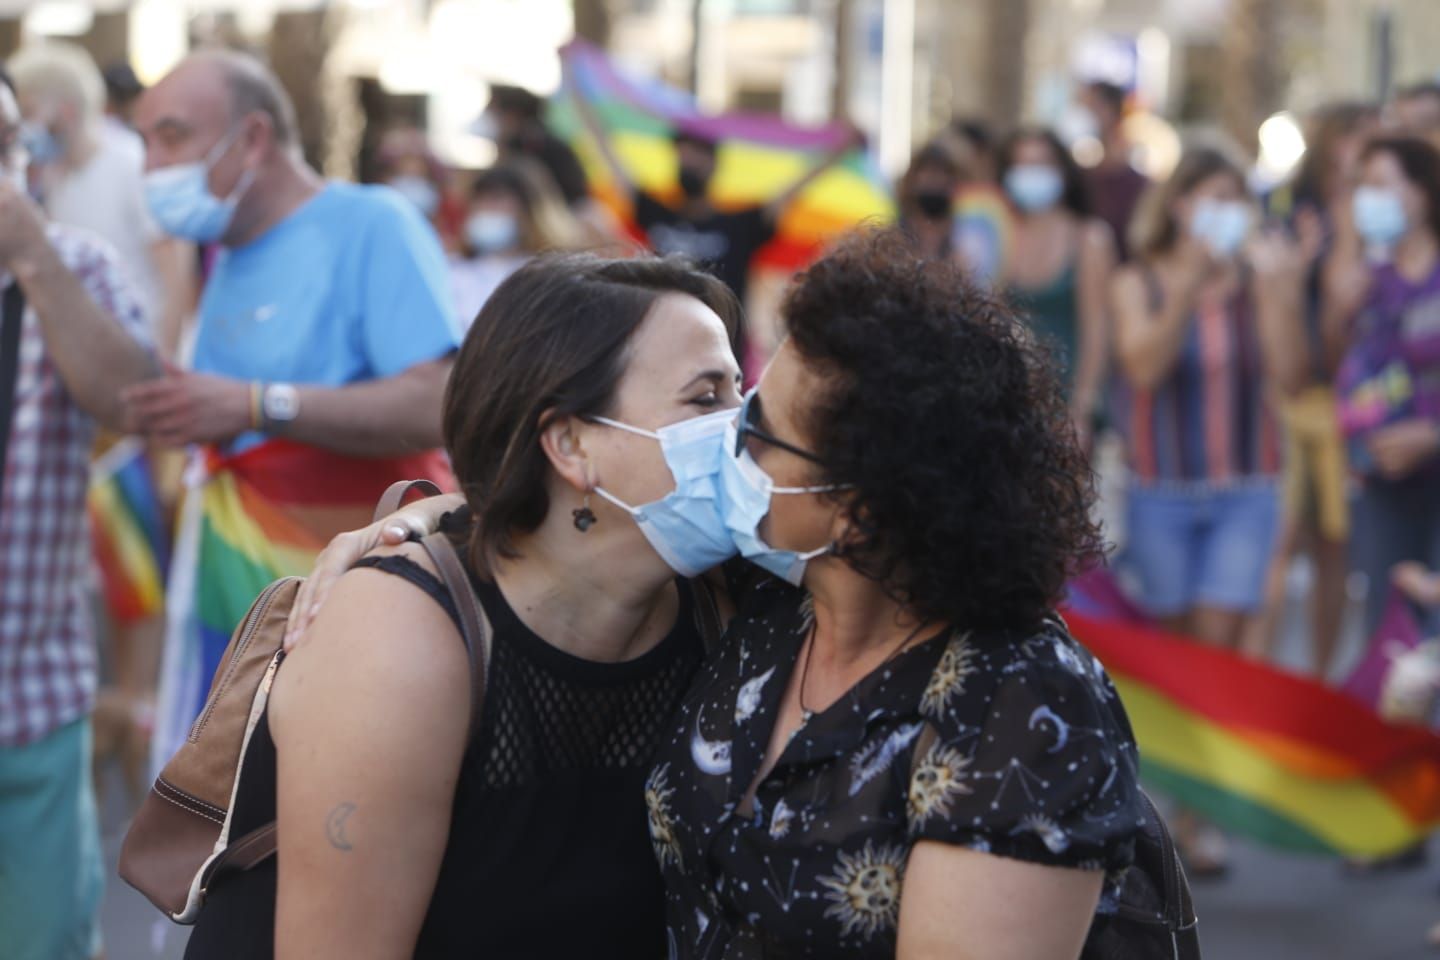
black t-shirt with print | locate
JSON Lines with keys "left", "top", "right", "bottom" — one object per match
{"left": 634, "top": 190, "right": 776, "bottom": 315}
{"left": 647, "top": 578, "right": 1143, "bottom": 959}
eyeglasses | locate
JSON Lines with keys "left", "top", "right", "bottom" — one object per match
{"left": 734, "top": 389, "right": 825, "bottom": 464}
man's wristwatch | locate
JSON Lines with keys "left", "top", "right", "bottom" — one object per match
{"left": 260, "top": 382, "right": 300, "bottom": 432}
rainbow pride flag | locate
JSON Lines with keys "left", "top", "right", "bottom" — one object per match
{"left": 88, "top": 439, "right": 168, "bottom": 624}
{"left": 1065, "top": 606, "right": 1440, "bottom": 858}
{"left": 548, "top": 40, "right": 894, "bottom": 272}
{"left": 952, "top": 183, "right": 1014, "bottom": 286}
{"left": 151, "top": 439, "right": 452, "bottom": 775}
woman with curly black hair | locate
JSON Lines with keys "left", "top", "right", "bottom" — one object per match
{"left": 649, "top": 228, "right": 1143, "bottom": 958}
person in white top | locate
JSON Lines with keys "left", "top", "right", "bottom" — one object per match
{"left": 449, "top": 157, "right": 589, "bottom": 328}
{"left": 10, "top": 41, "right": 193, "bottom": 359}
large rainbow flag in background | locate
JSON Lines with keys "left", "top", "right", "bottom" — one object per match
{"left": 89, "top": 439, "right": 169, "bottom": 625}
{"left": 548, "top": 40, "right": 894, "bottom": 272}
{"left": 151, "top": 440, "right": 452, "bottom": 775}
{"left": 1067, "top": 572, "right": 1440, "bottom": 858}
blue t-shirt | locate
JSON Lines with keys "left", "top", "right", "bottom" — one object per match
{"left": 194, "top": 182, "right": 460, "bottom": 448}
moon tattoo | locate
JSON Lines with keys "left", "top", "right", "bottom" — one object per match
{"left": 690, "top": 708, "right": 733, "bottom": 776}
{"left": 326, "top": 802, "right": 357, "bottom": 852}
{"left": 1028, "top": 705, "right": 1070, "bottom": 753}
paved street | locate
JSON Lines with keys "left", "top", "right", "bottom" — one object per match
{"left": 97, "top": 560, "right": 1437, "bottom": 959}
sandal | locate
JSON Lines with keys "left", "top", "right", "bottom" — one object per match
{"left": 1174, "top": 816, "right": 1231, "bottom": 880}
{"left": 1342, "top": 843, "right": 1428, "bottom": 877}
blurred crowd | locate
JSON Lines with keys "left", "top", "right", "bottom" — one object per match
{"left": 1, "top": 29, "right": 1439, "bottom": 958}
{"left": 891, "top": 78, "right": 1440, "bottom": 883}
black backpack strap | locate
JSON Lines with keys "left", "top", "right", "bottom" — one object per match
{"left": 0, "top": 284, "right": 27, "bottom": 505}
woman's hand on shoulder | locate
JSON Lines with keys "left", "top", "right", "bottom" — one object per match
{"left": 284, "top": 492, "right": 466, "bottom": 649}
{"left": 270, "top": 544, "right": 471, "bottom": 960}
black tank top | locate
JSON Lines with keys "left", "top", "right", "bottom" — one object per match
{"left": 184, "top": 539, "right": 705, "bottom": 959}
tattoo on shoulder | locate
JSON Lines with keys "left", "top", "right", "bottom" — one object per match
{"left": 325, "top": 802, "right": 357, "bottom": 852}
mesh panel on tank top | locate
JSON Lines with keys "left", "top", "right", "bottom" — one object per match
{"left": 355, "top": 523, "right": 706, "bottom": 791}
{"left": 475, "top": 613, "right": 703, "bottom": 789}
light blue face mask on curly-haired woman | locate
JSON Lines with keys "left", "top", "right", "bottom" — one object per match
{"left": 717, "top": 389, "right": 841, "bottom": 586}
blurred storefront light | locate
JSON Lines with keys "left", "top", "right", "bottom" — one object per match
{"left": 378, "top": 30, "right": 437, "bottom": 95}
{"left": 1123, "top": 111, "right": 1181, "bottom": 180}
{"left": 1071, "top": 136, "right": 1104, "bottom": 168}
{"left": 130, "top": 0, "right": 187, "bottom": 85}
{"left": 1257, "top": 110, "right": 1306, "bottom": 183}
{"left": 23, "top": 1, "right": 94, "bottom": 36}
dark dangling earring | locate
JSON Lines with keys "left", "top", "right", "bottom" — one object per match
{"left": 572, "top": 493, "right": 597, "bottom": 532}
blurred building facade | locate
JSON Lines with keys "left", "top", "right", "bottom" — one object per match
{"left": 0, "top": 0, "right": 1436, "bottom": 180}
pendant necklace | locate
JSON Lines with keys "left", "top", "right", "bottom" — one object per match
{"left": 794, "top": 617, "right": 931, "bottom": 730}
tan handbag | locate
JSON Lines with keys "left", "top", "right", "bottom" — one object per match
{"left": 118, "top": 480, "right": 493, "bottom": 923}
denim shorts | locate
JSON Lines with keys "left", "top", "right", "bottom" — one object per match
{"left": 1122, "top": 477, "right": 1280, "bottom": 617}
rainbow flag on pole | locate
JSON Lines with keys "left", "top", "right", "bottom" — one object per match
{"left": 151, "top": 439, "right": 452, "bottom": 775}
{"left": 1065, "top": 607, "right": 1440, "bottom": 858}
{"left": 549, "top": 39, "right": 894, "bottom": 272}
{"left": 88, "top": 439, "right": 168, "bottom": 624}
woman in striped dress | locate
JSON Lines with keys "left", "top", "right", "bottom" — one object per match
{"left": 1110, "top": 145, "right": 1303, "bottom": 875}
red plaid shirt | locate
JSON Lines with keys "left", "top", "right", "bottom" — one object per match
{"left": 0, "top": 225, "right": 148, "bottom": 747}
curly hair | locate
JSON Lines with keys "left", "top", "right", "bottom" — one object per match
{"left": 782, "top": 229, "right": 1103, "bottom": 633}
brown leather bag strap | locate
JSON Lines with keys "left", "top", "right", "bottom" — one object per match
{"left": 373, "top": 478, "right": 444, "bottom": 524}
{"left": 419, "top": 531, "right": 492, "bottom": 743}
{"left": 206, "top": 539, "right": 493, "bottom": 887}
{"left": 205, "top": 502, "right": 488, "bottom": 892}
{"left": 200, "top": 822, "right": 278, "bottom": 894}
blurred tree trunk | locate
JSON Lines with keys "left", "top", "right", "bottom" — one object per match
{"left": 77, "top": 12, "right": 129, "bottom": 73}
{"left": 831, "top": 0, "right": 853, "bottom": 120}
{"left": 0, "top": 18, "right": 20, "bottom": 59}
{"left": 573, "top": 0, "right": 613, "bottom": 48}
{"left": 982, "top": 0, "right": 1028, "bottom": 130}
{"left": 1222, "top": 0, "right": 1283, "bottom": 155}
{"left": 268, "top": 8, "right": 338, "bottom": 171}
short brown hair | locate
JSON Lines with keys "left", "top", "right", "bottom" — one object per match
{"left": 443, "top": 253, "right": 740, "bottom": 576}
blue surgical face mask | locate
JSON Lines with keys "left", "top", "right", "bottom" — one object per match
{"left": 144, "top": 126, "right": 255, "bottom": 243}
{"left": 20, "top": 123, "right": 61, "bottom": 166}
{"left": 1189, "top": 198, "right": 1252, "bottom": 257}
{"left": 1353, "top": 185, "right": 1408, "bottom": 251}
{"left": 588, "top": 408, "right": 739, "bottom": 577}
{"left": 390, "top": 175, "right": 439, "bottom": 217}
{"left": 1004, "top": 164, "right": 1064, "bottom": 212}
{"left": 718, "top": 418, "right": 837, "bottom": 586}
{"left": 465, "top": 211, "right": 519, "bottom": 254}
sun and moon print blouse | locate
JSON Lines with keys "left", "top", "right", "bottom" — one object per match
{"left": 646, "top": 579, "right": 1144, "bottom": 959}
